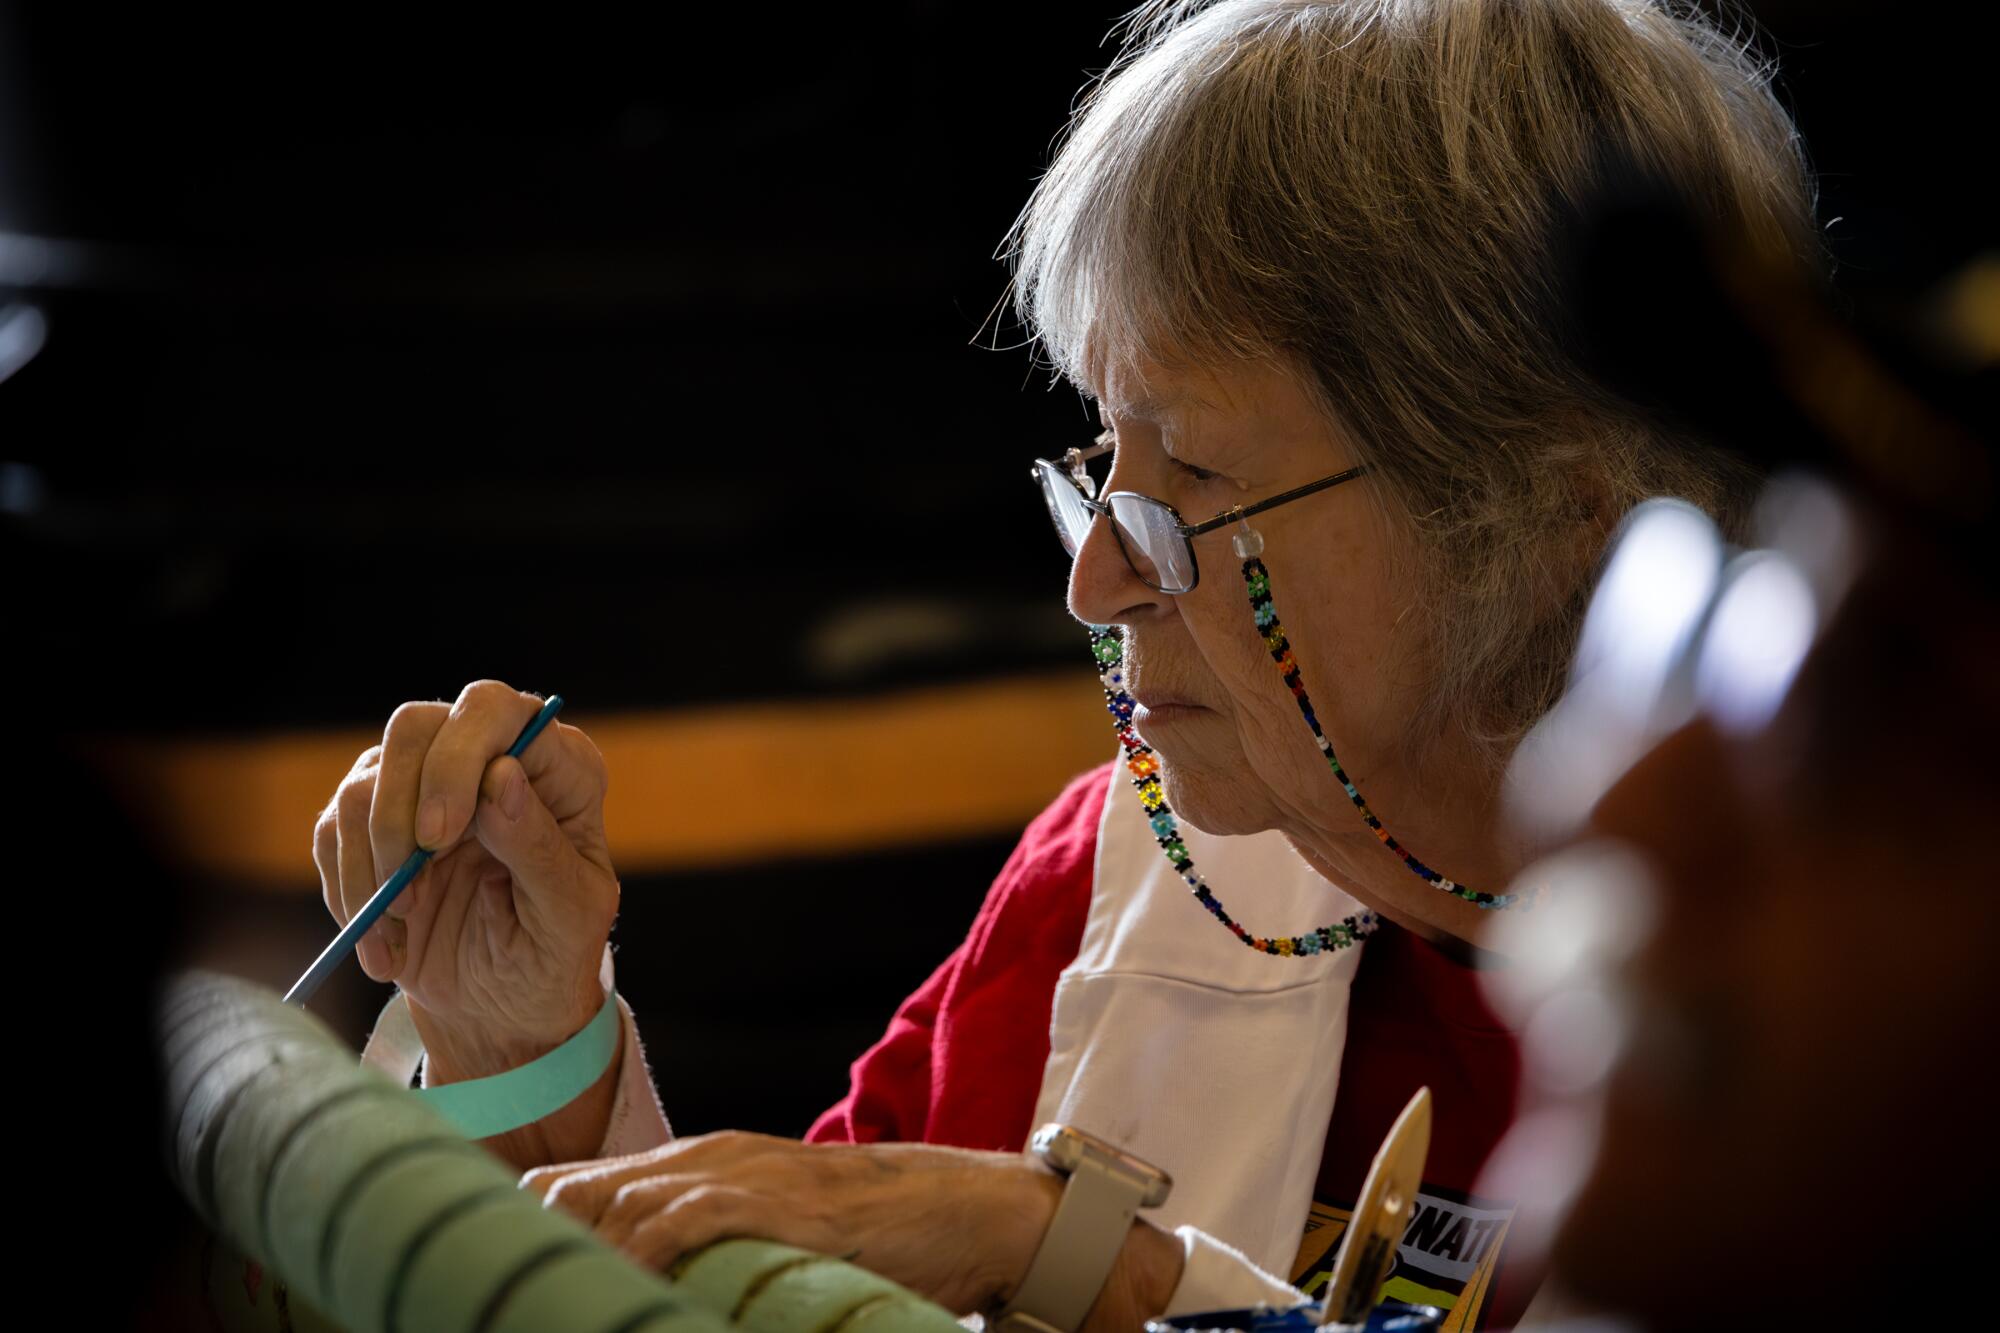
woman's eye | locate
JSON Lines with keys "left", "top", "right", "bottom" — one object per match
{"left": 1171, "top": 458, "right": 1224, "bottom": 484}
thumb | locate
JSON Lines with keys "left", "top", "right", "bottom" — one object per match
{"left": 471, "top": 756, "right": 596, "bottom": 926}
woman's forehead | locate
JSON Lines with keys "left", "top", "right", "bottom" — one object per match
{"left": 1093, "top": 358, "right": 1313, "bottom": 429}
{"left": 1093, "top": 359, "right": 1261, "bottom": 420}
{"left": 1092, "top": 361, "right": 1195, "bottom": 420}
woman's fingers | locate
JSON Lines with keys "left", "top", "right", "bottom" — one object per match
{"left": 313, "top": 793, "right": 340, "bottom": 922}
{"left": 529, "top": 1138, "right": 1034, "bottom": 1313}
{"left": 415, "top": 681, "right": 549, "bottom": 855}
{"left": 308, "top": 684, "right": 612, "bottom": 1015}
{"left": 370, "top": 701, "right": 449, "bottom": 918}
{"left": 333, "top": 760, "right": 396, "bottom": 979}
{"left": 531, "top": 722, "right": 613, "bottom": 829}
{"left": 548, "top": 1170, "right": 799, "bottom": 1270}
{"left": 617, "top": 1184, "right": 771, "bottom": 1271}
{"left": 592, "top": 1172, "right": 706, "bottom": 1246}
{"left": 470, "top": 755, "right": 606, "bottom": 940}
{"left": 317, "top": 746, "right": 379, "bottom": 925}
{"left": 525, "top": 1133, "right": 776, "bottom": 1221}
{"left": 529, "top": 1157, "right": 654, "bottom": 1225}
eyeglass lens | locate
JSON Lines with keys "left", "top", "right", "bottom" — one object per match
{"left": 1034, "top": 460, "right": 1095, "bottom": 557}
{"left": 1033, "top": 460, "right": 1198, "bottom": 594}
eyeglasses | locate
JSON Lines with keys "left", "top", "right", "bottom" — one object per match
{"left": 1029, "top": 433, "right": 1371, "bottom": 594}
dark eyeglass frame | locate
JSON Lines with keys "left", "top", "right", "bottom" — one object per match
{"left": 1030, "top": 434, "right": 1371, "bottom": 594}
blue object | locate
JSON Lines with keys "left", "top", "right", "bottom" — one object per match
{"left": 1147, "top": 1299, "right": 1444, "bottom": 1333}
{"left": 416, "top": 977, "right": 621, "bottom": 1137}
{"left": 283, "top": 694, "right": 566, "bottom": 1006}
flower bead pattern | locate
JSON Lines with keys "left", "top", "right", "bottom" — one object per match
{"left": 1233, "top": 558, "right": 1528, "bottom": 911}
{"left": 1090, "top": 623, "right": 1380, "bottom": 957}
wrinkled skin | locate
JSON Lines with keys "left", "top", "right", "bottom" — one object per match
{"left": 522, "top": 1132, "right": 1185, "bottom": 1326}
{"left": 520, "top": 355, "right": 1585, "bottom": 1320}
{"left": 1069, "top": 357, "right": 1562, "bottom": 951}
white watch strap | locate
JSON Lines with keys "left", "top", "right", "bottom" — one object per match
{"left": 997, "top": 1154, "right": 1147, "bottom": 1333}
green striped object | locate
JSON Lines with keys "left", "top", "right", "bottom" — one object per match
{"left": 157, "top": 970, "right": 962, "bottom": 1333}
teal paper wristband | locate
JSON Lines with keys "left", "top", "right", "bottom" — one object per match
{"left": 415, "top": 987, "right": 622, "bottom": 1139}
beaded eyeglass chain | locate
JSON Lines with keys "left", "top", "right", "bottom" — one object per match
{"left": 1239, "top": 547, "right": 1523, "bottom": 910}
{"left": 1093, "top": 529, "right": 1526, "bottom": 958}
{"left": 1094, "top": 626, "right": 1378, "bottom": 956}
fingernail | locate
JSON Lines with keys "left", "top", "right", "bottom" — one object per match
{"left": 417, "top": 796, "right": 444, "bottom": 847}
{"left": 500, "top": 771, "right": 528, "bottom": 821}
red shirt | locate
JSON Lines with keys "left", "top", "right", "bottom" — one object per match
{"left": 810, "top": 763, "right": 1536, "bottom": 1329}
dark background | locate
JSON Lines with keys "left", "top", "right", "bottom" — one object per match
{"left": 0, "top": 1, "right": 1985, "bottom": 1324}
{"left": 4, "top": 1, "right": 1129, "bottom": 1146}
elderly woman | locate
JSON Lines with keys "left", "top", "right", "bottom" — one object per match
{"left": 316, "top": 2, "right": 1819, "bottom": 1328}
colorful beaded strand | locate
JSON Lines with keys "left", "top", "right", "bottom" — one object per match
{"left": 1093, "top": 628, "right": 1379, "bottom": 956}
{"left": 1243, "top": 556, "right": 1526, "bottom": 910}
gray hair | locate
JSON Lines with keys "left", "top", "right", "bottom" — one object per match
{"left": 1005, "top": 0, "right": 1821, "bottom": 769}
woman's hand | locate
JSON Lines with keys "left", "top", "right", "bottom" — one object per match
{"left": 311, "top": 680, "right": 619, "bottom": 1073}
{"left": 522, "top": 1133, "right": 1187, "bottom": 1328}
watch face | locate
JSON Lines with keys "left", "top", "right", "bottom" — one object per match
{"left": 1032, "top": 1124, "right": 1174, "bottom": 1207}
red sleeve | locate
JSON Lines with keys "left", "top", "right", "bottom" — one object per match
{"left": 806, "top": 761, "right": 1112, "bottom": 1149}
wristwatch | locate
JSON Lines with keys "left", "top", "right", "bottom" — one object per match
{"left": 993, "top": 1124, "right": 1174, "bottom": 1333}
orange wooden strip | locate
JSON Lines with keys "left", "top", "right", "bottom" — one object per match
{"left": 97, "top": 671, "right": 1112, "bottom": 888}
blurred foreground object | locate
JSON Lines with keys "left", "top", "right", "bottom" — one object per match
{"left": 1483, "top": 165, "right": 1997, "bottom": 1328}
{"left": 1495, "top": 483, "right": 1998, "bottom": 1329}
{"left": 157, "top": 969, "right": 962, "bottom": 1333}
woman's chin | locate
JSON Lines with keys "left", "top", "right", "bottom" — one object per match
{"left": 1154, "top": 757, "right": 1274, "bottom": 838}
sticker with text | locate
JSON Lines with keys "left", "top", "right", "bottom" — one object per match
{"left": 1290, "top": 1185, "right": 1515, "bottom": 1331}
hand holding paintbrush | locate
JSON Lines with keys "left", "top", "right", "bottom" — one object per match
{"left": 296, "top": 684, "right": 620, "bottom": 1144}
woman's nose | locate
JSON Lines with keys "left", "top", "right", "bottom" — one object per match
{"left": 1069, "top": 509, "right": 1170, "bottom": 627}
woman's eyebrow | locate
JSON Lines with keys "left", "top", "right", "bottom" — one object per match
{"left": 1102, "top": 390, "right": 1198, "bottom": 423}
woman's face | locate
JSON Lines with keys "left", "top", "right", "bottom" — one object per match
{"left": 1069, "top": 357, "right": 1513, "bottom": 944}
